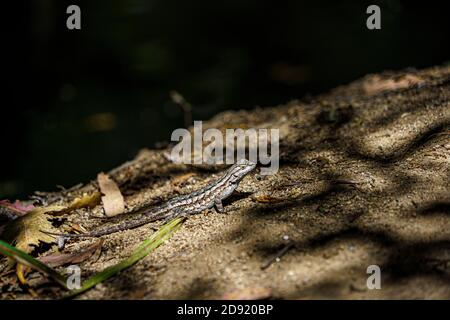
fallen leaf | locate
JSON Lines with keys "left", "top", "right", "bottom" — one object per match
{"left": 0, "top": 200, "right": 35, "bottom": 215}
{"left": 221, "top": 287, "right": 272, "bottom": 300}
{"left": 0, "top": 239, "right": 68, "bottom": 289}
{"left": 47, "top": 192, "right": 101, "bottom": 216}
{"left": 16, "top": 263, "right": 38, "bottom": 297}
{"left": 67, "top": 192, "right": 101, "bottom": 211}
{"left": 1, "top": 193, "right": 101, "bottom": 257}
{"left": 39, "top": 240, "right": 103, "bottom": 267}
{"left": 97, "top": 172, "right": 125, "bottom": 217}
{"left": 1, "top": 207, "right": 61, "bottom": 253}
{"left": 0, "top": 201, "right": 31, "bottom": 236}
{"left": 252, "top": 195, "right": 285, "bottom": 203}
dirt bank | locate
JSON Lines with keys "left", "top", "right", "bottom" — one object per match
{"left": 1, "top": 65, "right": 449, "bottom": 299}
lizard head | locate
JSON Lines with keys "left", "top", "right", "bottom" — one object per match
{"left": 228, "top": 159, "right": 256, "bottom": 183}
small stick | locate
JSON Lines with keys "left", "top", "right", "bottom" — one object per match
{"left": 260, "top": 242, "right": 294, "bottom": 270}
{"left": 170, "top": 90, "right": 192, "bottom": 128}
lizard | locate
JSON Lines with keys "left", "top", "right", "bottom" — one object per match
{"left": 45, "top": 159, "right": 256, "bottom": 243}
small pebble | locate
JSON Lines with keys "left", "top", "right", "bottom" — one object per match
{"left": 57, "top": 236, "right": 66, "bottom": 250}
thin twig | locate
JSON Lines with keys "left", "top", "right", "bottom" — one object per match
{"left": 170, "top": 90, "right": 192, "bottom": 128}
{"left": 260, "top": 242, "right": 294, "bottom": 270}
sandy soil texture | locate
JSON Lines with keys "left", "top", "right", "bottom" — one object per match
{"left": 1, "top": 65, "right": 449, "bottom": 299}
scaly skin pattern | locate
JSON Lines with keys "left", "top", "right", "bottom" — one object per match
{"left": 50, "top": 159, "right": 256, "bottom": 240}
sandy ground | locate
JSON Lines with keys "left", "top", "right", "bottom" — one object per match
{"left": 1, "top": 65, "right": 449, "bottom": 299}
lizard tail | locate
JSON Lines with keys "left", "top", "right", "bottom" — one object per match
{"left": 42, "top": 212, "right": 166, "bottom": 240}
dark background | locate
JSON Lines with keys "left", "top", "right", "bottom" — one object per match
{"left": 3, "top": 0, "right": 449, "bottom": 199}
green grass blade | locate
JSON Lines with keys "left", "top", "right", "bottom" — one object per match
{"left": 0, "top": 239, "right": 68, "bottom": 289}
{"left": 65, "top": 217, "right": 184, "bottom": 299}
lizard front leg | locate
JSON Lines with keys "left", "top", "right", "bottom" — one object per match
{"left": 214, "top": 197, "right": 225, "bottom": 213}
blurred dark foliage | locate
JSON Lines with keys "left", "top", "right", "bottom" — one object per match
{"left": 2, "top": 0, "right": 449, "bottom": 198}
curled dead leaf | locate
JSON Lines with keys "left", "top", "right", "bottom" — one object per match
{"left": 16, "top": 263, "right": 38, "bottom": 297}
{"left": 1, "top": 207, "right": 62, "bottom": 254}
{"left": 0, "top": 200, "right": 35, "bottom": 215}
{"left": 39, "top": 240, "right": 103, "bottom": 267}
{"left": 97, "top": 172, "right": 125, "bottom": 217}
{"left": 1, "top": 192, "right": 102, "bottom": 258}
{"left": 47, "top": 192, "right": 101, "bottom": 216}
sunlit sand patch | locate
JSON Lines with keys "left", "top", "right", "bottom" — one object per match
{"left": 356, "top": 106, "right": 450, "bottom": 159}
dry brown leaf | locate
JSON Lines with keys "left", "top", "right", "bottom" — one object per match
{"left": 66, "top": 192, "right": 101, "bottom": 211}
{"left": 252, "top": 195, "right": 285, "bottom": 203}
{"left": 63, "top": 192, "right": 101, "bottom": 214}
{"left": 0, "top": 200, "right": 35, "bottom": 215}
{"left": 1, "top": 206, "right": 63, "bottom": 253}
{"left": 221, "top": 287, "right": 272, "bottom": 300}
{"left": 46, "top": 192, "right": 101, "bottom": 216}
{"left": 16, "top": 264, "right": 37, "bottom": 297}
{"left": 2, "top": 193, "right": 101, "bottom": 257}
{"left": 97, "top": 172, "right": 125, "bottom": 217}
{"left": 39, "top": 240, "right": 103, "bottom": 267}
{"left": 0, "top": 200, "right": 35, "bottom": 236}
